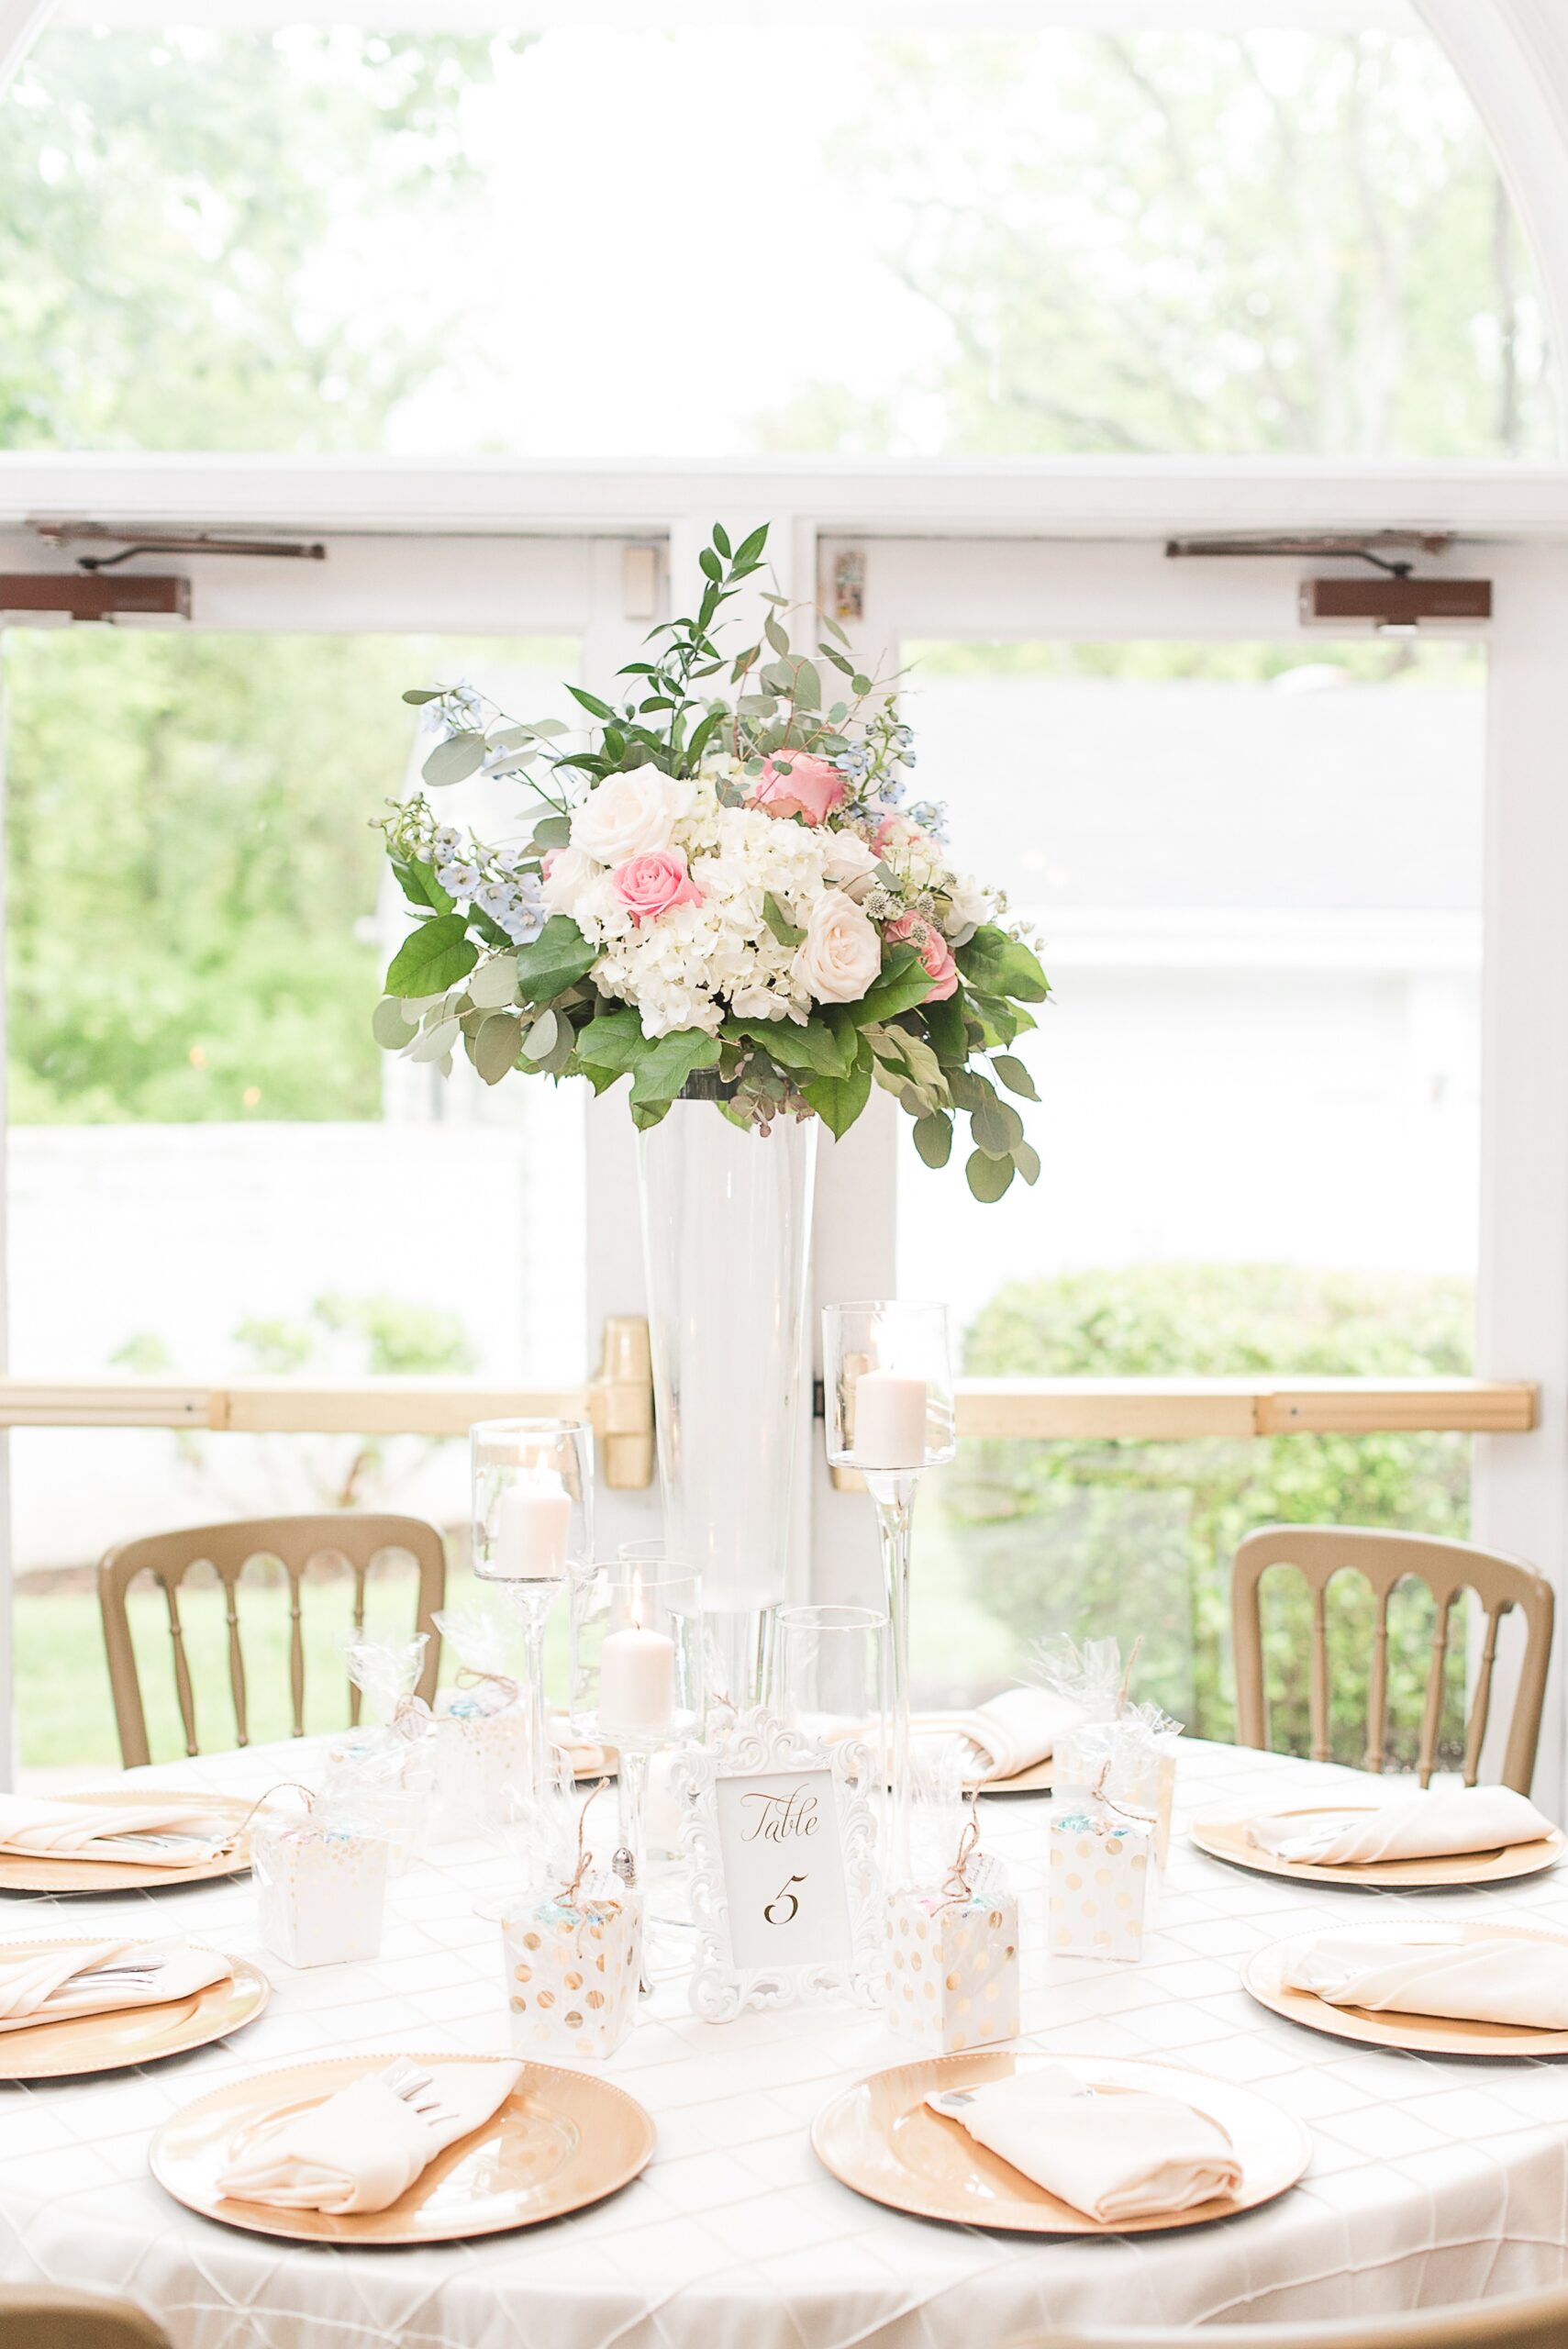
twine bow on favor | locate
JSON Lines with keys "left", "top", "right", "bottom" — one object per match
{"left": 225, "top": 1780, "right": 319, "bottom": 1854}
{"left": 455, "top": 1664, "right": 521, "bottom": 1713}
{"left": 556, "top": 1778, "right": 621, "bottom": 1955}
{"left": 939, "top": 1793, "right": 983, "bottom": 1909}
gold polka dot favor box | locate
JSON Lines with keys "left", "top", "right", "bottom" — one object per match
{"left": 884, "top": 1881, "right": 1021, "bottom": 2054}
{"left": 253, "top": 1814, "right": 391, "bottom": 1969}
{"left": 1046, "top": 1796, "right": 1153, "bottom": 1962}
{"left": 498, "top": 1876, "right": 644, "bottom": 2060}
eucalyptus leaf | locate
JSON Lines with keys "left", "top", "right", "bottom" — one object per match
{"left": 522, "top": 1008, "right": 561, "bottom": 1063}
{"left": 1012, "top": 1140, "right": 1042, "bottom": 1186}
{"left": 470, "top": 955, "right": 520, "bottom": 1010}
{"left": 474, "top": 1012, "right": 524, "bottom": 1085}
{"left": 992, "top": 1052, "right": 1039, "bottom": 1101}
{"left": 408, "top": 1017, "right": 462, "bottom": 1063}
{"left": 973, "top": 1096, "right": 1025, "bottom": 1155}
{"left": 914, "top": 1112, "right": 953, "bottom": 1169}
{"left": 966, "top": 1148, "right": 1016, "bottom": 1203}
{"left": 372, "top": 996, "right": 417, "bottom": 1050}
{"left": 422, "top": 732, "right": 488, "bottom": 789}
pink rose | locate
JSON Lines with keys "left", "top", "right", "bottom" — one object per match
{"left": 885, "top": 910, "right": 960, "bottom": 1002}
{"left": 873, "top": 812, "right": 929, "bottom": 857}
{"left": 612, "top": 849, "right": 704, "bottom": 924}
{"left": 750, "top": 751, "right": 847, "bottom": 826}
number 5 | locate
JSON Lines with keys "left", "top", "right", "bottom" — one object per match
{"left": 764, "top": 1873, "right": 806, "bottom": 1925}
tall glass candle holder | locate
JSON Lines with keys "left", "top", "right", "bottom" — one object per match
{"left": 822, "top": 1302, "right": 955, "bottom": 1893}
{"left": 471, "top": 1417, "right": 594, "bottom": 1806}
{"left": 570, "top": 1560, "right": 703, "bottom": 1898}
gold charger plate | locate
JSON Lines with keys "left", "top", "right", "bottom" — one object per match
{"left": 811, "top": 2050, "right": 1310, "bottom": 2235}
{"left": 1189, "top": 1805, "right": 1565, "bottom": 1891}
{"left": 1245, "top": 1919, "right": 1568, "bottom": 2058}
{"left": 0, "top": 1790, "right": 255, "bottom": 1896}
{"left": 974, "top": 1759, "right": 1053, "bottom": 1798}
{"left": 0, "top": 1936, "right": 270, "bottom": 2080}
{"left": 150, "top": 2052, "right": 655, "bottom": 2245}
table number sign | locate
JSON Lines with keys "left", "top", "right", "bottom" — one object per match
{"left": 674, "top": 1712, "right": 881, "bottom": 2021}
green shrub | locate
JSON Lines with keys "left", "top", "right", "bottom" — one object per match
{"left": 945, "top": 1264, "right": 1472, "bottom": 1766}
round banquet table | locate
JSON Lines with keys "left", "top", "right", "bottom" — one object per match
{"left": 3, "top": 1736, "right": 1568, "bottom": 2349}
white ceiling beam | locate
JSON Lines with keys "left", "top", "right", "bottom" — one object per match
{"left": 3, "top": 453, "right": 1568, "bottom": 540}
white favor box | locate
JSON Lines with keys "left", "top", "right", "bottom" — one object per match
{"left": 1047, "top": 1798, "right": 1154, "bottom": 1962}
{"left": 253, "top": 1819, "right": 389, "bottom": 1968}
{"left": 884, "top": 1885, "right": 1020, "bottom": 2053}
{"left": 498, "top": 1879, "right": 643, "bottom": 2060}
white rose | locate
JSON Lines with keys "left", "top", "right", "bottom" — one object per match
{"left": 539, "top": 844, "right": 600, "bottom": 918}
{"left": 570, "top": 767, "right": 691, "bottom": 865}
{"left": 942, "top": 873, "right": 990, "bottom": 946}
{"left": 821, "top": 831, "right": 880, "bottom": 902}
{"left": 795, "top": 888, "right": 882, "bottom": 1005}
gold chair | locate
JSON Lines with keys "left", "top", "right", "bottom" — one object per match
{"left": 1006, "top": 2280, "right": 1568, "bottom": 2349}
{"left": 98, "top": 1512, "right": 445, "bottom": 1766}
{"left": 0, "top": 2286, "right": 171, "bottom": 2349}
{"left": 1232, "top": 1523, "right": 1553, "bottom": 1795}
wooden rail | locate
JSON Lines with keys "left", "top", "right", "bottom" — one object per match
{"left": 0, "top": 1373, "right": 1535, "bottom": 1443}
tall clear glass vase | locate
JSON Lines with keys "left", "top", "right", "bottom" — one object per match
{"left": 637, "top": 1077, "right": 817, "bottom": 1716}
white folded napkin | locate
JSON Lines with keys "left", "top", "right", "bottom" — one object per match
{"left": 916, "top": 1688, "right": 1079, "bottom": 1783}
{"left": 928, "top": 2064, "right": 1241, "bottom": 2222}
{"left": 1248, "top": 1784, "right": 1554, "bottom": 1865}
{"left": 0, "top": 1935, "right": 233, "bottom": 2034}
{"left": 0, "top": 1793, "right": 233, "bottom": 1867}
{"left": 1284, "top": 1925, "right": 1568, "bottom": 2029}
{"left": 217, "top": 2058, "right": 524, "bottom": 2216}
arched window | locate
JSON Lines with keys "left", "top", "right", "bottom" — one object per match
{"left": 0, "top": 4, "right": 1555, "bottom": 459}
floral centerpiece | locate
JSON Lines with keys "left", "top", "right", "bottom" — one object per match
{"left": 375, "top": 522, "right": 1049, "bottom": 1199}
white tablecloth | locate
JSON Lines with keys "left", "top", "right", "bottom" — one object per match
{"left": 2, "top": 1737, "right": 1567, "bottom": 2349}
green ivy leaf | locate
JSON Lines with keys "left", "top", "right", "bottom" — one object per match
{"left": 966, "top": 1148, "right": 1016, "bottom": 1203}
{"left": 474, "top": 1012, "right": 524, "bottom": 1085}
{"left": 512, "top": 917, "right": 597, "bottom": 1000}
{"left": 956, "top": 924, "right": 1051, "bottom": 1004}
{"left": 913, "top": 1112, "right": 953, "bottom": 1169}
{"left": 422, "top": 732, "right": 488, "bottom": 789}
{"left": 628, "top": 1027, "right": 722, "bottom": 1105}
{"left": 728, "top": 1016, "right": 851, "bottom": 1078}
{"left": 800, "top": 1039, "right": 873, "bottom": 1139}
{"left": 575, "top": 1008, "right": 644, "bottom": 1073}
{"left": 992, "top": 1053, "right": 1040, "bottom": 1101}
{"left": 853, "top": 944, "right": 934, "bottom": 1028}
{"left": 391, "top": 857, "right": 452, "bottom": 915}
{"left": 921, "top": 993, "right": 967, "bottom": 1063}
{"left": 762, "top": 893, "right": 805, "bottom": 948}
{"left": 385, "top": 913, "right": 477, "bottom": 997}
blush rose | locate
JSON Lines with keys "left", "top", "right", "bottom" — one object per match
{"left": 612, "top": 849, "right": 704, "bottom": 924}
{"left": 750, "top": 750, "right": 848, "bottom": 826}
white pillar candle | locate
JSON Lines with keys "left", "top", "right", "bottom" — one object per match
{"left": 492, "top": 1473, "right": 571, "bottom": 1579}
{"left": 599, "top": 1625, "right": 676, "bottom": 1739}
{"left": 852, "top": 1369, "right": 929, "bottom": 1469}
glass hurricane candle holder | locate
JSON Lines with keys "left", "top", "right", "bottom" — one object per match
{"left": 775, "top": 1603, "right": 888, "bottom": 1753}
{"left": 570, "top": 1560, "right": 703, "bottom": 1897}
{"left": 822, "top": 1302, "right": 955, "bottom": 1893}
{"left": 471, "top": 1416, "right": 594, "bottom": 1806}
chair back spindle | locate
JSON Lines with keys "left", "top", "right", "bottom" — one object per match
{"left": 1232, "top": 1525, "right": 1553, "bottom": 1795}
{"left": 98, "top": 1513, "right": 445, "bottom": 1767}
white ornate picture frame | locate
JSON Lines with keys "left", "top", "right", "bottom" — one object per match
{"left": 673, "top": 1710, "right": 882, "bottom": 2021}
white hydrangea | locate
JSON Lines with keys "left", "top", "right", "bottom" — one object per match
{"left": 557, "top": 761, "right": 977, "bottom": 1041}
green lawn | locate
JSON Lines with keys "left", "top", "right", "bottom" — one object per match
{"left": 14, "top": 1557, "right": 575, "bottom": 1776}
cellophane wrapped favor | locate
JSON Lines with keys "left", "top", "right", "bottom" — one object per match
{"left": 884, "top": 1803, "right": 1019, "bottom": 2054}
{"left": 321, "top": 1632, "right": 435, "bottom": 1873}
{"left": 253, "top": 1789, "right": 390, "bottom": 1969}
{"left": 430, "top": 1604, "right": 535, "bottom": 1838}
